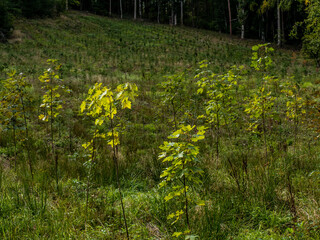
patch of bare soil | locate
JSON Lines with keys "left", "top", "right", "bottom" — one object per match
{"left": 8, "top": 30, "right": 25, "bottom": 44}
{"left": 0, "top": 154, "right": 11, "bottom": 171}
{"left": 146, "top": 222, "right": 164, "bottom": 239}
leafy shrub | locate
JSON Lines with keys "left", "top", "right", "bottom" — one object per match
{"left": 302, "top": 0, "right": 320, "bottom": 66}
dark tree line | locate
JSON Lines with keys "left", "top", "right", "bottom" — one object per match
{"left": 1, "top": 0, "right": 320, "bottom": 64}
{"left": 0, "top": 0, "right": 66, "bottom": 41}
{"left": 79, "top": 0, "right": 307, "bottom": 46}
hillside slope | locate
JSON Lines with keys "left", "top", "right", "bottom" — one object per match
{"left": 0, "top": 11, "right": 319, "bottom": 240}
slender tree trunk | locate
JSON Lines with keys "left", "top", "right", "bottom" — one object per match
{"left": 171, "top": 3, "right": 174, "bottom": 25}
{"left": 262, "top": 14, "right": 265, "bottom": 42}
{"left": 181, "top": 0, "right": 183, "bottom": 25}
{"left": 266, "top": 11, "right": 269, "bottom": 40}
{"left": 216, "top": 111, "right": 220, "bottom": 159}
{"left": 110, "top": 111, "right": 129, "bottom": 240}
{"left": 262, "top": 110, "right": 268, "bottom": 162}
{"left": 69, "top": 123, "right": 72, "bottom": 153}
{"left": 120, "top": 0, "right": 123, "bottom": 19}
{"left": 241, "top": 24, "right": 245, "bottom": 39}
{"left": 55, "top": 154, "right": 59, "bottom": 191}
{"left": 66, "top": 0, "right": 68, "bottom": 11}
{"left": 192, "top": 0, "right": 195, "bottom": 27}
{"left": 227, "top": 0, "right": 232, "bottom": 35}
{"left": 13, "top": 124, "right": 17, "bottom": 170}
{"left": 50, "top": 86, "right": 58, "bottom": 190}
{"left": 277, "top": 0, "right": 281, "bottom": 46}
{"left": 294, "top": 95, "right": 298, "bottom": 153}
{"left": 109, "top": 0, "right": 112, "bottom": 16}
{"left": 20, "top": 95, "right": 33, "bottom": 179}
{"left": 157, "top": 0, "right": 160, "bottom": 23}
{"left": 182, "top": 161, "right": 190, "bottom": 228}
{"left": 241, "top": 9, "right": 245, "bottom": 39}
{"left": 86, "top": 133, "right": 95, "bottom": 224}
{"left": 139, "top": 0, "right": 142, "bottom": 18}
{"left": 172, "top": 100, "right": 178, "bottom": 131}
{"left": 85, "top": 164, "right": 91, "bottom": 223}
{"left": 54, "top": 1, "right": 57, "bottom": 14}
{"left": 238, "top": 0, "right": 245, "bottom": 39}
{"left": 282, "top": 10, "right": 285, "bottom": 42}
{"left": 134, "top": 0, "right": 137, "bottom": 19}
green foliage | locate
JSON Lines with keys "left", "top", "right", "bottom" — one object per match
{"left": 302, "top": 0, "right": 320, "bottom": 66}
{"left": 246, "top": 44, "right": 276, "bottom": 141}
{"left": 281, "top": 78, "right": 306, "bottom": 122}
{"left": 80, "top": 82, "right": 138, "bottom": 147}
{"left": 196, "top": 61, "right": 239, "bottom": 127}
{"left": 246, "top": 45, "right": 278, "bottom": 161}
{"left": 280, "top": 78, "right": 307, "bottom": 151}
{"left": 251, "top": 43, "right": 274, "bottom": 71}
{"left": 0, "top": 70, "right": 31, "bottom": 168}
{"left": 159, "top": 71, "right": 191, "bottom": 129}
{"left": 39, "top": 59, "right": 69, "bottom": 122}
{"left": 195, "top": 60, "right": 240, "bottom": 158}
{"left": 70, "top": 0, "right": 80, "bottom": 7}
{"left": 159, "top": 125, "right": 206, "bottom": 237}
{"left": 39, "top": 59, "right": 70, "bottom": 188}
{"left": 0, "top": 69, "right": 35, "bottom": 178}
{"left": 244, "top": 83, "right": 276, "bottom": 134}
{"left": 0, "top": 70, "right": 27, "bottom": 130}
{"left": 237, "top": 0, "right": 248, "bottom": 26}
{"left": 160, "top": 72, "right": 188, "bottom": 104}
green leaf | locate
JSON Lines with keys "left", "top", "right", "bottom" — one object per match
{"left": 95, "top": 119, "right": 104, "bottom": 126}
{"left": 80, "top": 101, "right": 86, "bottom": 112}
{"left": 197, "top": 88, "right": 203, "bottom": 94}
{"left": 185, "top": 235, "right": 199, "bottom": 240}
{"left": 172, "top": 232, "right": 183, "bottom": 238}
{"left": 302, "top": 82, "right": 313, "bottom": 88}
{"left": 252, "top": 45, "right": 259, "bottom": 51}
{"left": 197, "top": 200, "right": 205, "bottom": 206}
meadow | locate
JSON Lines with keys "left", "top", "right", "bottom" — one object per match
{"left": 0, "top": 11, "right": 319, "bottom": 239}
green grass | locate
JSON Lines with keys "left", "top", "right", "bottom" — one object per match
{"left": 0, "top": 11, "right": 319, "bottom": 239}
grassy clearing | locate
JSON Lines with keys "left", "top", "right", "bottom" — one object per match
{"left": 0, "top": 11, "right": 319, "bottom": 239}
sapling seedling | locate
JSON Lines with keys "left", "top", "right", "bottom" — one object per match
{"left": 195, "top": 61, "right": 238, "bottom": 159}
{"left": 245, "top": 44, "right": 277, "bottom": 162}
{"left": 82, "top": 127, "right": 103, "bottom": 224}
{"left": 81, "top": 82, "right": 138, "bottom": 240}
{"left": 244, "top": 80, "right": 276, "bottom": 162}
{"left": 0, "top": 70, "right": 33, "bottom": 176}
{"left": 160, "top": 71, "right": 190, "bottom": 130}
{"left": 251, "top": 43, "right": 274, "bottom": 72}
{"left": 281, "top": 79, "right": 306, "bottom": 152}
{"left": 159, "top": 124, "right": 206, "bottom": 238}
{"left": 39, "top": 59, "right": 70, "bottom": 190}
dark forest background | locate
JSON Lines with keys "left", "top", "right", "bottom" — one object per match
{"left": 0, "top": 0, "right": 309, "bottom": 44}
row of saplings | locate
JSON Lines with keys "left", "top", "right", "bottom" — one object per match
{"left": 0, "top": 44, "right": 315, "bottom": 239}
